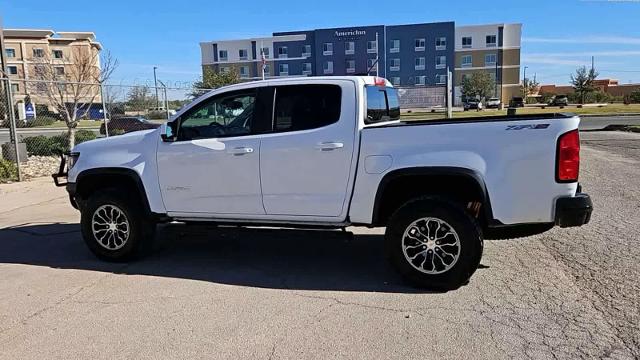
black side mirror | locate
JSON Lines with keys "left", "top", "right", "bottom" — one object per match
{"left": 161, "top": 121, "right": 178, "bottom": 142}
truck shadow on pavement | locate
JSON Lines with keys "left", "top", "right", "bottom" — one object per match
{"left": 0, "top": 222, "right": 432, "bottom": 293}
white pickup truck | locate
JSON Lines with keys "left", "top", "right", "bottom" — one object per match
{"left": 53, "top": 76, "right": 592, "bottom": 290}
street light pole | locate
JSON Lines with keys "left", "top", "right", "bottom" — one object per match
{"left": 153, "top": 66, "right": 159, "bottom": 109}
{"left": 523, "top": 65, "right": 528, "bottom": 103}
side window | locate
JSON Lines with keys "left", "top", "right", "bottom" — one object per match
{"left": 273, "top": 85, "right": 341, "bottom": 132}
{"left": 178, "top": 90, "right": 256, "bottom": 140}
{"left": 366, "top": 86, "right": 400, "bottom": 124}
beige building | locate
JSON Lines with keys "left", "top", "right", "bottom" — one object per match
{"left": 454, "top": 23, "right": 522, "bottom": 105}
{"left": 3, "top": 29, "right": 102, "bottom": 118}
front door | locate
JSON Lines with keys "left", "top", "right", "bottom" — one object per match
{"left": 157, "top": 88, "right": 265, "bottom": 214}
{"left": 259, "top": 82, "right": 356, "bottom": 217}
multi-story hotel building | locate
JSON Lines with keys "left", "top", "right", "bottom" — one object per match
{"left": 200, "top": 22, "right": 522, "bottom": 105}
{"left": 2, "top": 29, "right": 103, "bottom": 117}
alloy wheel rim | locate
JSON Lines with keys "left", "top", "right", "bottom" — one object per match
{"left": 402, "top": 217, "right": 461, "bottom": 275}
{"left": 91, "top": 204, "right": 130, "bottom": 251}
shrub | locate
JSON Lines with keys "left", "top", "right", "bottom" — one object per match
{"left": 147, "top": 110, "right": 167, "bottom": 120}
{"left": 0, "top": 158, "right": 17, "bottom": 181}
{"left": 630, "top": 89, "right": 640, "bottom": 104}
{"left": 23, "top": 129, "right": 98, "bottom": 156}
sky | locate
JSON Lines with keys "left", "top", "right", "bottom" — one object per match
{"left": 2, "top": 0, "right": 640, "bottom": 91}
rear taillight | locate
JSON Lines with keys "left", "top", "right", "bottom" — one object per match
{"left": 556, "top": 129, "right": 580, "bottom": 182}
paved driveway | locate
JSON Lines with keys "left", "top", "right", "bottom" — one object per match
{"left": 0, "top": 131, "right": 638, "bottom": 359}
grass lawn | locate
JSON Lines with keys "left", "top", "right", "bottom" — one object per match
{"left": 33, "top": 120, "right": 102, "bottom": 128}
{"left": 401, "top": 103, "right": 640, "bottom": 121}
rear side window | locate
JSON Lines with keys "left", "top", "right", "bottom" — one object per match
{"left": 366, "top": 86, "right": 400, "bottom": 124}
{"left": 273, "top": 84, "right": 341, "bottom": 132}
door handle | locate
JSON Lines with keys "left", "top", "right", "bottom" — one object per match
{"left": 228, "top": 147, "right": 254, "bottom": 155}
{"left": 316, "top": 142, "right": 344, "bottom": 151}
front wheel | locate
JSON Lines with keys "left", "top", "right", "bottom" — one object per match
{"left": 80, "top": 189, "right": 155, "bottom": 262}
{"left": 385, "top": 197, "right": 483, "bottom": 291}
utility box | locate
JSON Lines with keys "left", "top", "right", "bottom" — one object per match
{"left": 1, "top": 142, "right": 28, "bottom": 163}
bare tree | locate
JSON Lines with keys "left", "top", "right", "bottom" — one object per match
{"left": 30, "top": 47, "right": 117, "bottom": 148}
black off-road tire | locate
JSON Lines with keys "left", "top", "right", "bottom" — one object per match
{"left": 385, "top": 196, "right": 483, "bottom": 291}
{"left": 80, "top": 188, "right": 156, "bottom": 262}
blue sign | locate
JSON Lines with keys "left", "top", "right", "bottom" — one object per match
{"left": 25, "top": 103, "right": 35, "bottom": 119}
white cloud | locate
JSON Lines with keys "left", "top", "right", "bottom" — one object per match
{"left": 523, "top": 36, "right": 640, "bottom": 45}
{"left": 522, "top": 55, "right": 588, "bottom": 66}
{"left": 524, "top": 50, "right": 640, "bottom": 58}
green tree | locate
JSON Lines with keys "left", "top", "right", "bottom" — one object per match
{"left": 521, "top": 77, "right": 540, "bottom": 99}
{"left": 630, "top": 89, "right": 640, "bottom": 104}
{"left": 189, "top": 67, "right": 241, "bottom": 99}
{"left": 125, "top": 86, "right": 156, "bottom": 112}
{"left": 460, "top": 72, "right": 495, "bottom": 101}
{"left": 570, "top": 66, "right": 599, "bottom": 104}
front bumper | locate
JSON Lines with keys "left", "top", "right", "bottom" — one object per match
{"left": 555, "top": 193, "right": 592, "bottom": 227}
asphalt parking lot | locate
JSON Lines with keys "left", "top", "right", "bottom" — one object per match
{"left": 0, "top": 130, "right": 639, "bottom": 359}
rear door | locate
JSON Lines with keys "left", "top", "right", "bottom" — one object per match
{"left": 259, "top": 81, "right": 357, "bottom": 217}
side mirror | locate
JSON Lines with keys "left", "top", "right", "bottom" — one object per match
{"left": 161, "top": 121, "right": 178, "bottom": 142}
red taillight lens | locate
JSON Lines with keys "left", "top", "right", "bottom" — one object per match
{"left": 557, "top": 129, "right": 580, "bottom": 182}
{"left": 374, "top": 77, "right": 387, "bottom": 87}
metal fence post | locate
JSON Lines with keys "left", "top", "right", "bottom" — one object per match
{"left": 6, "top": 78, "right": 23, "bottom": 181}
{"left": 100, "top": 83, "right": 109, "bottom": 137}
{"left": 446, "top": 67, "right": 453, "bottom": 119}
{"left": 163, "top": 86, "right": 169, "bottom": 121}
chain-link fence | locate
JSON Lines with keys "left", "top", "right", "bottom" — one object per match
{"left": 0, "top": 77, "right": 207, "bottom": 183}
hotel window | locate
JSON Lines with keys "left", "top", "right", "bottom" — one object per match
{"left": 367, "top": 40, "right": 377, "bottom": 54}
{"left": 279, "top": 63, "right": 289, "bottom": 76}
{"left": 54, "top": 66, "right": 65, "bottom": 76}
{"left": 436, "top": 56, "right": 446, "bottom": 69}
{"left": 7, "top": 65, "right": 18, "bottom": 75}
{"left": 345, "top": 41, "right": 355, "bottom": 55}
{"left": 367, "top": 58, "right": 376, "bottom": 70}
{"left": 461, "top": 74, "right": 469, "bottom": 83}
{"left": 390, "top": 77, "right": 400, "bottom": 86}
{"left": 485, "top": 53, "right": 497, "bottom": 67}
{"left": 219, "top": 50, "right": 228, "bottom": 61}
{"left": 415, "top": 38, "right": 425, "bottom": 51}
{"left": 264, "top": 64, "right": 270, "bottom": 75}
{"left": 323, "top": 43, "right": 333, "bottom": 56}
{"left": 239, "top": 66, "right": 249, "bottom": 78}
{"left": 436, "top": 74, "right": 447, "bottom": 85}
{"left": 220, "top": 66, "right": 230, "bottom": 73}
{"left": 239, "top": 49, "right": 248, "bottom": 60}
{"left": 390, "top": 39, "right": 400, "bottom": 53}
{"left": 278, "top": 46, "right": 288, "bottom": 59}
{"left": 6, "top": 48, "right": 15, "bottom": 58}
{"left": 390, "top": 58, "right": 400, "bottom": 71}
{"left": 435, "top": 37, "right": 447, "bottom": 50}
{"left": 461, "top": 55, "right": 472, "bottom": 68}
{"left": 346, "top": 59, "right": 355, "bottom": 73}
{"left": 52, "top": 49, "right": 63, "bottom": 59}
{"left": 11, "top": 83, "right": 19, "bottom": 93}
{"left": 302, "top": 62, "right": 312, "bottom": 75}
{"left": 462, "top": 37, "right": 472, "bottom": 48}
{"left": 261, "top": 47, "right": 270, "bottom": 59}
{"left": 302, "top": 44, "right": 311, "bottom": 57}
{"left": 323, "top": 61, "right": 333, "bottom": 74}
{"left": 415, "top": 57, "right": 425, "bottom": 70}
{"left": 486, "top": 35, "right": 497, "bottom": 47}
{"left": 415, "top": 76, "right": 426, "bottom": 86}
{"left": 33, "top": 48, "right": 44, "bottom": 58}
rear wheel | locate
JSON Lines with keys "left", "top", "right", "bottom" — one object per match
{"left": 385, "top": 197, "right": 483, "bottom": 291}
{"left": 80, "top": 189, "right": 155, "bottom": 262}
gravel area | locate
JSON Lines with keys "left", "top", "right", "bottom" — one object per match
{"left": 21, "top": 156, "right": 59, "bottom": 179}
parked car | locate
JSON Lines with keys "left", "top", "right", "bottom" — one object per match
{"left": 53, "top": 76, "right": 592, "bottom": 291}
{"left": 99, "top": 116, "right": 160, "bottom": 136}
{"left": 148, "top": 107, "right": 177, "bottom": 116}
{"left": 510, "top": 97, "right": 525, "bottom": 107}
{"left": 463, "top": 99, "right": 483, "bottom": 111}
{"left": 550, "top": 95, "right": 569, "bottom": 107}
{"left": 486, "top": 97, "right": 501, "bottom": 109}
